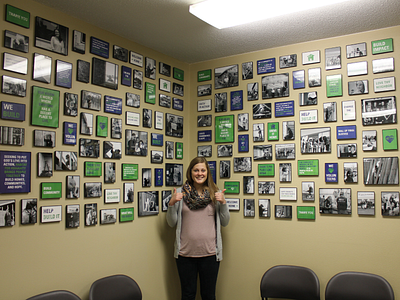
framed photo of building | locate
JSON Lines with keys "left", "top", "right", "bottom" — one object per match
{"left": 100, "top": 209, "right": 117, "bottom": 224}
{"left": 4, "top": 30, "right": 29, "bottom": 53}
{"left": 2, "top": 75, "right": 26, "bottom": 97}
{"left": 198, "top": 84, "right": 212, "bottom": 97}
{"left": 35, "top": 17, "right": 68, "bottom": 56}
{"left": 80, "top": 112, "right": 93, "bottom": 135}
{"left": 214, "top": 64, "right": 239, "bottom": 89}
{"left": 363, "top": 157, "right": 398, "bottom": 185}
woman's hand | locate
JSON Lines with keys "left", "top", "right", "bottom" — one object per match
{"left": 215, "top": 189, "right": 227, "bottom": 204}
{"left": 169, "top": 188, "right": 183, "bottom": 206}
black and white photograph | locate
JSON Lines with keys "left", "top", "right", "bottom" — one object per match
{"left": 253, "top": 103, "right": 271, "bottom": 119}
{"left": 344, "top": 162, "right": 358, "bottom": 183}
{"left": 361, "top": 96, "right": 397, "bottom": 126}
{"left": 143, "top": 108, "right": 152, "bottom": 128}
{"left": 217, "top": 145, "right": 233, "bottom": 157}
{"left": 337, "top": 143, "right": 357, "bottom": 158}
{"left": 363, "top": 157, "right": 399, "bottom": 185}
{"left": 319, "top": 188, "right": 351, "bottom": 215}
{"left": 244, "top": 199, "right": 255, "bottom": 217}
{"left": 21, "top": 199, "right": 37, "bottom": 225}
{"left": 138, "top": 191, "right": 159, "bottom": 216}
{"left": 84, "top": 183, "right": 102, "bottom": 198}
{"left": 325, "top": 46, "right": 341, "bottom": 70}
{"left": 145, "top": 57, "right": 156, "bottom": 79}
{"left": 79, "top": 139, "right": 100, "bottom": 157}
{"left": 151, "top": 150, "right": 164, "bottom": 163}
{"left": 2, "top": 75, "right": 26, "bottom": 97}
{"left": 219, "top": 160, "right": 230, "bottom": 178}
{"left": 159, "top": 94, "right": 171, "bottom": 108}
{"left": 301, "top": 181, "right": 315, "bottom": 201}
{"left": 34, "top": 130, "right": 55, "bottom": 147}
{"left": 142, "top": 168, "right": 151, "bottom": 187}
{"left": 261, "top": 73, "right": 289, "bottom": 99}
{"left": 126, "top": 92, "right": 140, "bottom": 108}
{"left": 259, "top": 199, "right": 270, "bottom": 218}
{"left": 103, "top": 141, "right": 122, "bottom": 159}
{"left": 275, "top": 205, "right": 292, "bottom": 219}
{"left": 282, "top": 121, "right": 295, "bottom": 140}
{"left": 253, "top": 123, "right": 264, "bottom": 142}
{"left": 85, "top": 203, "right": 97, "bottom": 226}
{"left": 64, "top": 93, "right": 78, "bottom": 116}
{"left": 253, "top": 145, "right": 272, "bottom": 161}
{"left": 133, "top": 69, "right": 143, "bottom": 89}
{"left": 159, "top": 62, "right": 171, "bottom": 77}
{"left": 165, "top": 163, "right": 183, "bottom": 186}
{"left": 258, "top": 181, "right": 275, "bottom": 195}
{"left": 215, "top": 92, "right": 227, "bottom": 112}
{"left": 247, "top": 82, "right": 258, "bottom": 100}
{"left": 166, "top": 113, "right": 183, "bottom": 138}
{"left": 173, "top": 82, "right": 184, "bottom": 97}
{"left": 299, "top": 91, "right": 317, "bottom": 106}
{"left": 66, "top": 175, "right": 80, "bottom": 199}
{"left": 54, "top": 151, "right": 78, "bottom": 171}
{"left": 0, "top": 200, "right": 15, "bottom": 227}
{"left": 198, "top": 84, "right": 212, "bottom": 97}
{"left": 3, "top": 52, "right": 28, "bottom": 75}
{"left": 214, "top": 64, "right": 239, "bottom": 89}
{"left": 126, "top": 130, "right": 148, "bottom": 156}
{"left": 243, "top": 176, "right": 254, "bottom": 194}
{"left": 111, "top": 118, "right": 122, "bottom": 139}
{"left": 279, "top": 54, "right": 297, "bottom": 68}
{"left": 66, "top": 204, "right": 80, "bottom": 228}
{"left": 242, "top": 61, "right": 253, "bottom": 80}
{"left": 72, "top": 30, "right": 85, "bottom": 54}
{"left": 346, "top": 42, "right": 367, "bottom": 58}
{"left": 197, "top": 145, "right": 212, "bottom": 157}
{"left": 357, "top": 191, "right": 375, "bottom": 215}
{"left": 233, "top": 157, "right": 252, "bottom": 172}
{"left": 0, "top": 126, "right": 24, "bottom": 145}
{"left": 35, "top": 17, "right": 68, "bottom": 56}
{"left": 113, "top": 45, "right": 128, "bottom": 62}
{"left": 77, "top": 59, "right": 90, "bottom": 83}
{"left": 279, "top": 163, "right": 292, "bottom": 182}
{"left": 124, "top": 183, "right": 134, "bottom": 203}
{"left": 55, "top": 60, "right": 72, "bottom": 88}
{"left": 4, "top": 30, "right": 29, "bottom": 53}
{"left": 100, "top": 209, "right": 117, "bottom": 224}
{"left": 162, "top": 190, "right": 172, "bottom": 212}
{"left": 323, "top": 102, "right": 337, "bottom": 122}
{"left": 81, "top": 90, "right": 101, "bottom": 111}
{"left": 372, "top": 57, "right": 394, "bottom": 74}
{"left": 348, "top": 80, "right": 368, "bottom": 95}
{"left": 238, "top": 113, "right": 249, "bottom": 131}
{"left": 362, "top": 130, "right": 377, "bottom": 151}
{"left": 300, "top": 127, "right": 331, "bottom": 154}
{"left": 275, "top": 144, "right": 295, "bottom": 160}
{"left": 165, "top": 141, "right": 174, "bottom": 159}
{"left": 37, "top": 152, "right": 53, "bottom": 177}
{"left": 104, "top": 162, "right": 116, "bottom": 184}
{"left": 92, "top": 57, "right": 119, "bottom": 90}
{"left": 198, "top": 115, "right": 212, "bottom": 127}
{"left": 381, "top": 192, "right": 399, "bottom": 216}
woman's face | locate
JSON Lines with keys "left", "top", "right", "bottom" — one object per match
{"left": 191, "top": 163, "right": 208, "bottom": 187}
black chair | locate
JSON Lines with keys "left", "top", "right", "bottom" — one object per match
{"left": 26, "top": 290, "right": 81, "bottom": 300}
{"left": 89, "top": 274, "right": 142, "bottom": 300}
{"left": 260, "top": 265, "right": 320, "bottom": 300}
{"left": 325, "top": 271, "right": 394, "bottom": 300}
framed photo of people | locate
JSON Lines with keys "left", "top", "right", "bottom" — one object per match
{"left": 214, "top": 64, "right": 238, "bottom": 89}
{"left": 261, "top": 73, "right": 289, "bottom": 99}
{"left": 363, "top": 157, "right": 398, "bottom": 185}
{"left": 348, "top": 80, "right": 368, "bottom": 95}
{"left": 35, "top": 17, "right": 68, "bottom": 56}
{"left": 357, "top": 191, "right": 374, "bottom": 215}
{"left": 346, "top": 42, "right": 367, "bottom": 58}
{"left": 319, "top": 188, "right": 351, "bottom": 215}
{"left": 125, "top": 130, "right": 148, "bottom": 156}
{"left": 361, "top": 96, "right": 397, "bottom": 126}
{"left": 72, "top": 30, "right": 86, "bottom": 54}
{"left": 77, "top": 59, "right": 90, "bottom": 83}
{"left": 4, "top": 30, "right": 29, "bottom": 53}
{"left": 165, "top": 113, "right": 183, "bottom": 138}
{"left": 300, "top": 127, "right": 331, "bottom": 154}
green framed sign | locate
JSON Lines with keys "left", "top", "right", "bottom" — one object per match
{"left": 6, "top": 5, "right": 30, "bottom": 28}
{"left": 215, "top": 115, "right": 234, "bottom": 143}
{"left": 224, "top": 181, "right": 240, "bottom": 194}
{"left": 298, "top": 159, "right": 319, "bottom": 176}
{"left": 145, "top": 82, "right": 156, "bottom": 104}
{"left": 84, "top": 161, "right": 102, "bottom": 176}
{"left": 122, "top": 164, "right": 139, "bottom": 180}
{"left": 41, "top": 182, "right": 62, "bottom": 199}
{"left": 173, "top": 67, "right": 184, "bottom": 81}
{"left": 31, "top": 86, "right": 60, "bottom": 128}
{"left": 96, "top": 115, "right": 108, "bottom": 137}
{"left": 326, "top": 74, "right": 343, "bottom": 97}
{"left": 198, "top": 69, "right": 211, "bottom": 82}
{"left": 371, "top": 38, "right": 393, "bottom": 55}
{"left": 119, "top": 207, "right": 134, "bottom": 222}
{"left": 258, "top": 164, "right": 275, "bottom": 177}
{"left": 297, "top": 206, "right": 315, "bottom": 220}
{"left": 267, "top": 122, "right": 279, "bottom": 141}
{"left": 382, "top": 129, "right": 398, "bottom": 150}
{"left": 176, "top": 142, "right": 183, "bottom": 159}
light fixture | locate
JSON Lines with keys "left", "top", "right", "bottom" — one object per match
{"left": 189, "top": 0, "right": 351, "bottom": 29}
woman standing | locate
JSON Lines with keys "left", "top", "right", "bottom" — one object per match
{"left": 167, "top": 157, "right": 230, "bottom": 300}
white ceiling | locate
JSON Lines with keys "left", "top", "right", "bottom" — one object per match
{"left": 32, "top": 0, "right": 400, "bottom": 64}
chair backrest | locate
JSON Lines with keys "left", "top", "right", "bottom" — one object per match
{"left": 26, "top": 290, "right": 81, "bottom": 300}
{"left": 89, "top": 274, "right": 142, "bottom": 300}
{"left": 260, "top": 265, "right": 320, "bottom": 300}
{"left": 325, "top": 271, "right": 394, "bottom": 300}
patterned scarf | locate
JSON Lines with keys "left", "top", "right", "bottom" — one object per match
{"left": 182, "top": 182, "right": 212, "bottom": 210}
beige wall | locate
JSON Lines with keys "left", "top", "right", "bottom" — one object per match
{"left": 1, "top": 0, "right": 399, "bottom": 299}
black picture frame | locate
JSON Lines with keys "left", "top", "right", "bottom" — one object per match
{"left": 66, "top": 175, "right": 80, "bottom": 199}
{"left": 159, "top": 94, "right": 171, "bottom": 108}
{"left": 142, "top": 168, "right": 152, "bottom": 187}
{"left": 113, "top": 45, "right": 128, "bottom": 62}
{"left": 81, "top": 90, "right": 101, "bottom": 111}
{"left": 363, "top": 157, "right": 399, "bottom": 185}
{"left": 4, "top": 30, "right": 29, "bottom": 53}
{"left": 126, "top": 92, "right": 140, "bottom": 108}
{"left": 33, "top": 53, "right": 52, "bottom": 83}
{"left": 77, "top": 59, "right": 90, "bottom": 83}
{"left": 72, "top": 30, "right": 86, "bottom": 54}
{"left": 138, "top": 191, "right": 159, "bottom": 216}
{"left": 198, "top": 145, "right": 212, "bottom": 157}
{"left": 159, "top": 62, "right": 171, "bottom": 77}
{"left": 151, "top": 150, "right": 164, "bottom": 163}
{"left": 220, "top": 160, "right": 231, "bottom": 178}
{"left": 55, "top": 60, "right": 72, "bottom": 88}
{"left": 242, "top": 61, "right": 253, "bottom": 80}
{"left": 261, "top": 73, "right": 289, "bottom": 99}
{"left": 34, "top": 16, "right": 68, "bottom": 56}
{"left": 103, "top": 141, "right": 122, "bottom": 159}
{"left": 300, "top": 127, "right": 332, "bottom": 154}
{"left": 64, "top": 92, "right": 78, "bottom": 116}
{"left": 145, "top": 57, "right": 156, "bottom": 79}
{"left": 80, "top": 112, "right": 93, "bottom": 135}
{"left": 165, "top": 113, "right": 183, "bottom": 138}
{"left": 79, "top": 138, "right": 100, "bottom": 158}
{"left": 125, "top": 129, "right": 148, "bottom": 156}
{"left": 2, "top": 75, "right": 26, "bottom": 97}
{"left": 215, "top": 92, "right": 227, "bottom": 113}
{"left": 92, "top": 57, "right": 118, "bottom": 90}
{"left": 214, "top": 64, "right": 239, "bottom": 89}
{"left": 104, "top": 162, "right": 116, "bottom": 183}
{"left": 133, "top": 69, "right": 143, "bottom": 90}
{"left": 361, "top": 96, "right": 397, "bottom": 126}
{"left": 37, "top": 152, "right": 53, "bottom": 177}
{"left": 34, "top": 130, "right": 56, "bottom": 147}
{"left": 173, "top": 82, "right": 184, "bottom": 97}
{"left": 165, "top": 163, "right": 184, "bottom": 186}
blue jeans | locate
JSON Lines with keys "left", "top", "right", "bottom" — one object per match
{"left": 176, "top": 255, "right": 220, "bottom": 300}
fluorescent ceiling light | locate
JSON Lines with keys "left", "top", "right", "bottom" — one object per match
{"left": 189, "top": 0, "right": 351, "bottom": 29}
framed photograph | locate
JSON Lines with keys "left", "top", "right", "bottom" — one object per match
{"left": 54, "top": 151, "right": 78, "bottom": 171}
{"left": 104, "top": 95, "right": 122, "bottom": 115}
{"left": 275, "top": 144, "right": 295, "bottom": 160}
{"left": 258, "top": 181, "right": 275, "bottom": 195}
{"left": 80, "top": 112, "right": 93, "bottom": 135}
{"left": 81, "top": 90, "right": 101, "bottom": 111}
{"left": 92, "top": 57, "right": 118, "bottom": 90}
{"left": 381, "top": 192, "right": 399, "bottom": 216}
{"left": 138, "top": 191, "right": 159, "bottom": 216}
{"left": 34, "top": 130, "right": 55, "bottom": 147}
{"left": 231, "top": 90, "right": 243, "bottom": 110}
{"left": 113, "top": 45, "right": 128, "bottom": 62}
{"left": 165, "top": 141, "right": 174, "bottom": 159}
{"left": 347, "top": 61, "right": 368, "bottom": 77}
{"left": 90, "top": 36, "right": 109, "bottom": 58}
{"left": 166, "top": 113, "right": 183, "bottom": 138}
{"left": 165, "top": 163, "right": 183, "bottom": 186}
{"left": 282, "top": 121, "right": 295, "bottom": 140}
{"left": 346, "top": 42, "right": 367, "bottom": 58}
{"left": 323, "top": 102, "right": 337, "bottom": 122}
{"left": 159, "top": 62, "right": 171, "bottom": 77}
{"left": 258, "top": 199, "right": 270, "bottom": 218}
{"left": 342, "top": 100, "right": 356, "bottom": 121}
{"left": 173, "top": 98, "right": 183, "bottom": 111}
{"left": 126, "top": 111, "right": 140, "bottom": 126}
{"left": 362, "top": 130, "right": 377, "bottom": 151}
{"left": 3, "top": 52, "right": 28, "bottom": 75}
{"left": 79, "top": 139, "right": 100, "bottom": 157}
{"left": 363, "top": 157, "right": 399, "bottom": 185}
{"left": 348, "top": 80, "right": 368, "bottom": 95}
{"left": 125, "top": 130, "right": 148, "bottom": 156}
{"left": 64, "top": 93, "right": 78, "bottom": 116}
{"left": 325, "top": 46, "right": 341, "bottom": 70}
{"left": 66, "top": 175, "right": 80, "bottom": 199}
{"left": 35, "top": 17, "right": 68, "bottom": 55}
{"left": 151, "top": 150, "right": 164, "bottom": 163}
{"left": 301, "top": 182, "right": 315, "bottom": 201}
{"left": 253, "top": 103, "right": 271, "bottom": 119}
{"left": 72, "top": 30, "right": 85, "bottom": 54}
{"left": 300, "top": 127, "right": 331, "bottom": 154}
{"left": 133, "top": 69, "right": 143, "bottom": 89}
{"left": 279, "top": 187, "right": 297, "bottom": 200}
{"left": 0, "top": 126, "right": 24, "bottom": 145}
{"left": 215, "top": 64, "right": 238, "bottom": 89}
{"left": 173, "top": 83, "right": 184, "bottom": 97}
{"left": 4, "top": 30, "right": 29, "bottom": 53}
{"left": 242, "top": 61, "right": 253, "bottom": 80}
{"left": 41, "top": 205, "right": 62, "bottom": 223}
{"left": 261, "top": 73, "right": 289, "bottom": 99}
{"left": 159, "top": 78, "right": 171, "bottom": 93}
{"left": 37, "top": 153, "right": 53, "bottom": 177}
{"left": 219, "top": 160, "right": 230, "bottom": 178}
{"left": 198, "top": 115, "right": 212, "bottom": 127}
{"left": 84, "top": 162, "right": 102, "bottom": 177}
{"left": 302, "top": 50, "right": 320, "bottom": 65}
{"left": 130, "top": 51, "right": 143, "bottom": 67}
{"left": 243, "top": 176, "right": 255, "bottom": 194}
{"left": 2, "top": 75, "right": 26, "bottom": 97}
{"left": 161, "top": 190, "right": 172, "bottom": 212}
{"left": 382, "top": 129, "right": 398, "bottom": 150}
{"left": 160, "top": 94, "right": 171, "bottom": 108}
{"left": 244, "top": 199, "right": 255, "bottom": 217}
{"left": 279, "top": 163, "right": 292, "bottom": 182}
{"left": 298, "top": 159, "right": 319, "bottom": 176}
{"left": 337, "top": 143, "right": 357, "bottom": 158}
{"left": 104, "top": 189, "right": 120, "bottom": 204}
{"left": 84, "top": 203, "right": 97, "bottom": 225}
{"left": 247, "top": 82, "right": 258, "bottom": 101}
{"left": 293, "top": 70, "right": 305, "bottom": 89}
{"left": 215, "top": 115, "right": 234, "bottom": 143}
{"left": 100, "top": 209, "right": 117, "bottom": 224}
{"left": 237, "top": 113, "right": 249, "bottom": 132}
{"left": 126, "top": 92, "right": 140, "bottom": 108}
{"left": 96, "top": 115, "right": 108, "bottom": 137}
{"left": 55, "top": 60, "right": 72, "bottom": 88}
{"left": 275, "top": 205, "right": 292, "bottom": 219}
{"left": 254, "top": 145, "right": 272, "bottom": 161}
{"left": 280, "top": 54, "right": 297, "bottom": 68}
{"left": 198, "top": 145, "right": 212, "bottom": 157}
{"left": 361, "top": 96, "right": 397, "bottom": 126}
{"left": 216, "top": 145, "right": 232, "bottom": 157}
{"left": 326, "top": 74, "right": 343, "bottom": 97}
{"left": 253, "top": 123, "right": 264, "bottom": 142}
{"left": 84, "top": 182, "right": 102, "bottom": 198}
{"left": 344, "top": 162, "right": 358, "bottom": 183}
{"left": 233, "top": 157, "right": 252, "bottom": 172}
{"left": 372, "top": 57, "right": 394, "bottom": 74}
{"left": 31, "top": 86, "right": 59, "bottom": 128}
{"left": 374, "top": 76, "right": 395, "bottom": 93}
{"left": 21, "top": 199, "right": 37, "bottom": 225}
{"left": 143, "top": 108, "right": 152, "bottom": 128}
{"left": 299, "top": 92, "right": 317, "bottom": 106}
{"left": 104, "top": 162, "right": 116, "bottom": 183}
{"left": 198, "top": 84, "right": 212, "bottom": 97}
{"left": 110, "top": 118, "right": 122, "bottom": 139}
{"left": 308, "top": 67, "right": 321, "bottom": 87}
{"left": 319, "top": 188, "right": 351, "bottom": 215}
{"left": 145, "top": 57, "right": 156, "bottom": 79}
{"left": 357, "top": 191, "right": 375, "bottom": 215}
{"left": 77, "top": 59, "right": 90, "bottom": 83}
{"left": 103, "top": 141, "right": 122, "bottom": 159}
{"left": 215, "top": 92, "right": 227, "bottom": 112}
{"left": 257, "top": 58, "right": 276, "bottom": 74}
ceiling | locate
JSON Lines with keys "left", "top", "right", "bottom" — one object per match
{"left": 32, "top": 0, "right": 400, "bottom": 64}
